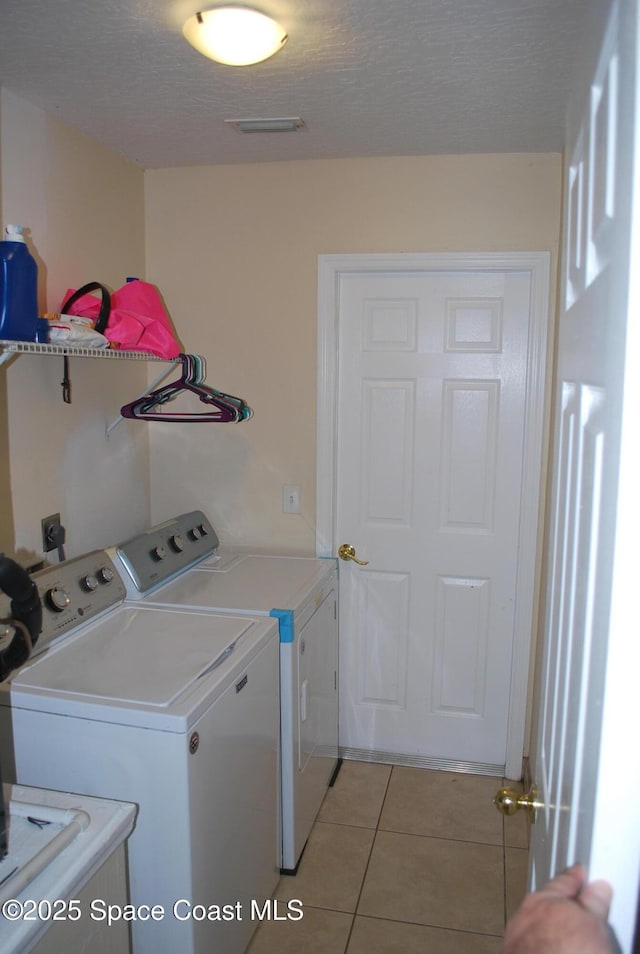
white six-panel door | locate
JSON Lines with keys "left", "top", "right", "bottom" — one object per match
{"left": 529, "top": 0, "right": 640, "bottom": 948}
{"left": 317, "top": 253, "right": 550, "bottom": 775}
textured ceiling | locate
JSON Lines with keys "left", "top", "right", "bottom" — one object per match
{"left": 0, "top": 0, "right": 585, "bottom": 169}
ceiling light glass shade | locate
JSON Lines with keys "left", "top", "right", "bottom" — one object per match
{"left": 183, "top": 7, "right": 288, "bottom": 66}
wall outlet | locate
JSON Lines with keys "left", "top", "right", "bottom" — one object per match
{"left": 41, "top": 513, "right": 62, "bottom": 552}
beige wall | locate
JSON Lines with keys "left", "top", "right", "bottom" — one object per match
{"left": 145, "top": 154, "right": 562, "bottom": 553}
{"left": 0, "top": 89, "right": 149, "bottom": 562}
{"left": 0, "top": 94, "right": 563, "bottom": 572}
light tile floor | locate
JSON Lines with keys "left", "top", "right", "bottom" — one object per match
{"left": 247, "top": 761, "right": 529, "bottom": 954}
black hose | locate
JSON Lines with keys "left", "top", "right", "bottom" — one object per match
{"left": 0, "top": 554, "right": 42, "bottom": 681}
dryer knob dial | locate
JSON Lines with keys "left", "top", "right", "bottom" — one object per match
{"left": 152, "top": 545, "right": 167, "bottom": 561}
{"left": 188, "top": 527, "right": 202, "bottom": 541}
{"left": 170, "top": 533, "right": 185, "bottom": 552}
{"left": 81, "top": 574, "right": 98, "bottom": 592}
{"left": 97, "top": 566, "right": 115, "bottom": 584}
{"left": 47, "top": 586, "right": 71, "bottom": 612}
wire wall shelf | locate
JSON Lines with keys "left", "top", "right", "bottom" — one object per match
{"left": 1, "top": 339, "right": 180, "bottom": 433}
{"left": 0, "top": 339, "right": 171, "bottom": 367}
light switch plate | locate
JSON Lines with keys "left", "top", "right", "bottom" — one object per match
{"left": 283, "top": 485, "right": 300, "bottom": 514}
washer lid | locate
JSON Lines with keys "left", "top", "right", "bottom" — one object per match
{"left": 149, "top": 554, "right": 334, "bottom": 614}
{"left": 11, "top": 604, "right": 253, "bottom": 708}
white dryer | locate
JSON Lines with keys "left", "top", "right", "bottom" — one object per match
{"left": 0, "top": 550, "right": 280, "bottom": 954}
{"left": 112, "top": 511, "right": 340, "bottom": 872}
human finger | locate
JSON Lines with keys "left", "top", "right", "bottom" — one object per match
{"left": 542, "top": 863, "right": 587, "bottom": 900}
{"left": 579, "top": 879, "right": 613, "bottom": 921}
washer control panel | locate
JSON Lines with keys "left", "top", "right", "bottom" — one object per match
{"left": 0, "top": 551, "right": 126, "bottom": 659}
{"left": 111, "top": 510, "right": 219, "bottom": 598}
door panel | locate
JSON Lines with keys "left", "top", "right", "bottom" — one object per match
{"left": 536, "top": 382, "right": 606, "bottom": 877}
{"left": 355, "top": 569, "right": 409, "bottom": 708}
{"left": 362, "top": 378, "right": 415, "bottom": 524}
{"left": 441, "top": 379, "right": 499, "bottom": 530}
{"left": 433, "top": 573, "right": 490, "bottom": 718}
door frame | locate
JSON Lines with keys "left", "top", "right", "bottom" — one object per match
{"left": 316, "top": 251, "right": 551, "bottom": 779}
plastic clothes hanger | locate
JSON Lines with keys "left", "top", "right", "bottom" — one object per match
{"left": 120, "top": 353, "right": 252, "bottom": 423}
{"left": 120, "top": 353, "right": 253, "bottom": 423}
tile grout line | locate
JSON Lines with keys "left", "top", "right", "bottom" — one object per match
{"left": 376, "top": 827, "right": 507, "bottom": 849}
{"left": 343, "top": 909, "right": 506, "bottom": 941}
{"left": 341, "top": 764, "right": 396, "bottom": 953}
{"left": 374, "top": 763, "right": 395, "bottom": 829}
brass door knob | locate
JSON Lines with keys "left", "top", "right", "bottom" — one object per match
{"left": 494, "top": 784, "right": 539, "bottom": 824}
{"left": 338, "top": 544, "right": 369, "bottom": 565}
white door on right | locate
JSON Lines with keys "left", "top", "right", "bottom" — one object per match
{"left": 529, "top": 0, "right": 640, "bottom": 948}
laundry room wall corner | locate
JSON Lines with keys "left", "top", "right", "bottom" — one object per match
{"left": 0, "top": 89, "right": 151, "bottom": 561}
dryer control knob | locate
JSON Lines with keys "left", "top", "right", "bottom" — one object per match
{"left": 81, "top": 574, "right": 98, "bottom": 592}
{"left": 152, "top": 545, "right": 167, "bottom": 561}
{"left": 188, "top": 527, "right": 202, "bottom": 541}
{"left": 47, "top": 586, "right": 71, "bottom": 612}
{"left": 170, "top": 533, "right": 185, "bottom": 552}
{"left": 97, "top": 566, "right": 115, "bottom": 584}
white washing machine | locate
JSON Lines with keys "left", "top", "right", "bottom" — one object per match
{"left": 0, "top": 550, "right": 280, "bottom": 954}
{"left": 111, "top": 511, "right": 340, "bottom": 872}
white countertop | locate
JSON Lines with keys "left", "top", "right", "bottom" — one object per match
{"left": 0, "top": 784, "right": 136, "bottom": 954}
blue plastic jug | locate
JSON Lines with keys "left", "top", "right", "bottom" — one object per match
{"left": 0, "top": 225, "right": 38, "bottom": 342}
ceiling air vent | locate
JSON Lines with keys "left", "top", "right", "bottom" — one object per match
{"left": 224, "top": 117, "right": 305, "bottom": 133}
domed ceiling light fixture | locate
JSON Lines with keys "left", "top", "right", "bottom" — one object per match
{"left": 183, "top": 6, "right": 288, "bottom": 66}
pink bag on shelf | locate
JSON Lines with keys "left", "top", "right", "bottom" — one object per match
{"left": 60, "top": 280, "right": 182, "bottom": 359}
